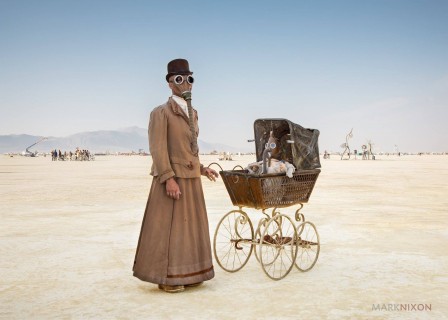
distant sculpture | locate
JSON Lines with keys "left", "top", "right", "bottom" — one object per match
{"left": 395, "top": 144, "right": 401, "bottom": 156}
{"left": 362, "top": 145, "right": 368, "bottom": 160}
{"left": 368, "top": 141, "right": 375, "bottom": 160}
{"left": 23, "top": 137, "right": 47, "bottom": 157}
{"left": 362, "top": 140, "right": 375, "bottom": 160}
{"left": 340, "top": 128, "right": 353, "bottom": 160}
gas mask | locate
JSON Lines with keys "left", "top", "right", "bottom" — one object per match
{"left": 262, "top": 131, "right": 279, "bottom": 173}
{"left": 170, "top": 74, "right": 198, "bottom": 155}
{"left": 170, "top": 74, "right": 194, "bottom": 98}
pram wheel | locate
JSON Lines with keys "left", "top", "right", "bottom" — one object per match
{"left": 253, "top": 210, "right": 276, "bottom": 263}
{"left": 259, "top": 214, "right": 298, "bottom": 280}
{"left": 213, "top": 210, "right": 254, "bottom": 272}
{"left": 295, "top": 221, "right": 320, "bottom": 272}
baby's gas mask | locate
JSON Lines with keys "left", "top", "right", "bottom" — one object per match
{"left": 265, "top": 132, "right": 280, "bottom": 158}
{"left": 262, "top": 131, "right": 279, "bottom": 174}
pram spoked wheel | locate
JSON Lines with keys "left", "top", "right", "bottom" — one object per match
{"left": 213, "top": 210, "right": 254, "bottom": 272}
{"left": 295, "top": 221, "right": 320, "bottom": 272}
{"left": 259, "top": 214, "right": 298, "bottom": 280}
{"left": 253, "top": 209, "right": 276, "bottom": 263}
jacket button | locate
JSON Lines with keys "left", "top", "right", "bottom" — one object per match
{"left": 187, "top": 161, "right": 193, "bottom": 170}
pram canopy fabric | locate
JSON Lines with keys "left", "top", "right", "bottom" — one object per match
{"left": 253, "top": 118, "right": 321, "bottom": 170}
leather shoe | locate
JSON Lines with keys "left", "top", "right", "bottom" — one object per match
{"left": 158, "top": 284, "right": 185, "bottom": 293}
{"left": 185, "top": 282, "right": 203, "bottom": 288}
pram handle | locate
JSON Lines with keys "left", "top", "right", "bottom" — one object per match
{"left": 207, "top": 163, "right": 245, "bottom": 172}
{"left": 207, "top": 162, "right": 224, "bottom": 172}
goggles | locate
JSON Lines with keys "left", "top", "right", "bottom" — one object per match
{"left": 171, "top": 75, "right": 194, "bottom": 85}
{"left": 265, "top": 142, "right": 277, "bottom": 149}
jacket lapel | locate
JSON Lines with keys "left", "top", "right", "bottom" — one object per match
{"left": 169, "top": 98, "right": 189, "bottom": 124}
{"left": 168, "top": 97, "right": 198, "bottom": 127}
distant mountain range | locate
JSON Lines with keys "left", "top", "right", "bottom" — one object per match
{"left": 0, "top": 126, "right": 247, "bottom": 154}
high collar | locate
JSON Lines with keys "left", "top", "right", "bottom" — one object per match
{"left": 172, "top": 95, "right": 187, "bottom": 109}
{"left": 168, "top": 97, "right": 197, "bottom": 124}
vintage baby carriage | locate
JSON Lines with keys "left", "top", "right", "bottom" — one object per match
{"left": 211, "top": 118, "right": 321, "bottom": 280}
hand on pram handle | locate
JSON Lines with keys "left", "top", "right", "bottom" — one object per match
{"left": 201, "top": 165, "right": 219, "bottom": 181}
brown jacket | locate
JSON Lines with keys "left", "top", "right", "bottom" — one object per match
{"left": 149, "top": 97, "right": 202, "bottom": 183}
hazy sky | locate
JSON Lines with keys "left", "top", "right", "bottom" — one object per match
{"left": 1, "top": 0, "right": 447, "bottom": 152}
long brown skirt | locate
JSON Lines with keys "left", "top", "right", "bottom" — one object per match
{"left": 133, "top": 177, "right": 214, "bottom": 286}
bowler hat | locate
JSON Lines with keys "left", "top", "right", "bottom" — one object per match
{"left": 166, "top": 58, "right": 193, "bottom": 82}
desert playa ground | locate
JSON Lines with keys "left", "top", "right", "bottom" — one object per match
{"left": 0, "top": 154, "right": 447, "bottom": 319}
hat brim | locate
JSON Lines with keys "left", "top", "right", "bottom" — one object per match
{"left": 166, "top": 71, "right": 193, "bottom": 82}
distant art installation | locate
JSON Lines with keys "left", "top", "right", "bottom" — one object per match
{"left": 394, "top": 144, "right": 401, "bottom": 156}
{"left": 340, "top": 128, "right": 353, "bottom": 160}
{"left": 23, "top": 137, "right": 47, "bottom": 157}
{"left": 362, "top": 140, "right": 375, "bottom": 160}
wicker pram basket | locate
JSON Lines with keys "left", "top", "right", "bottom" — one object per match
{"left": 220, "top": 169, "right": 320, "bottom": 210}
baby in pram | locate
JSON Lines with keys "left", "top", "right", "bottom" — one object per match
{"left": 246, "top": 131, "right": 295, "bottom": 178}
{"left": 246, "top": 159, "right": 295, "bottom": 177}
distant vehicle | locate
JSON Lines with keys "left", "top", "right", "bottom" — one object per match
{"left": 218, "top": 152, "right": 233, "bottom": 161}
{"left": 22, "top": 137, "right": 47, "bottom": 157}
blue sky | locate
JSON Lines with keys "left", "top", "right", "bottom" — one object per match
{"left": 1, "top": 0, "right": 447, "bottom": 152}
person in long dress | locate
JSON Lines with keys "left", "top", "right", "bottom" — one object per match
{"left": 133, "top": 58, "right": 218, "bottom": 293}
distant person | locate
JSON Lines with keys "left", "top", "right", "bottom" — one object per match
{"left": 133, "top": 58, "right": 218, "bottom": 293}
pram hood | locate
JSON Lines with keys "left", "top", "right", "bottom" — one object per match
{"left": 253, "top": 118, "right": 321, "bottom": 170}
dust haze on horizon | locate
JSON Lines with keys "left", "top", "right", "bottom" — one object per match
{"left": 1, "top": 0, "right": 447, "bottom": 153}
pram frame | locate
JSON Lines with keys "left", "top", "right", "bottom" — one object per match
{"left": 212, "top": 118, "right": 322, "bottom": 280}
